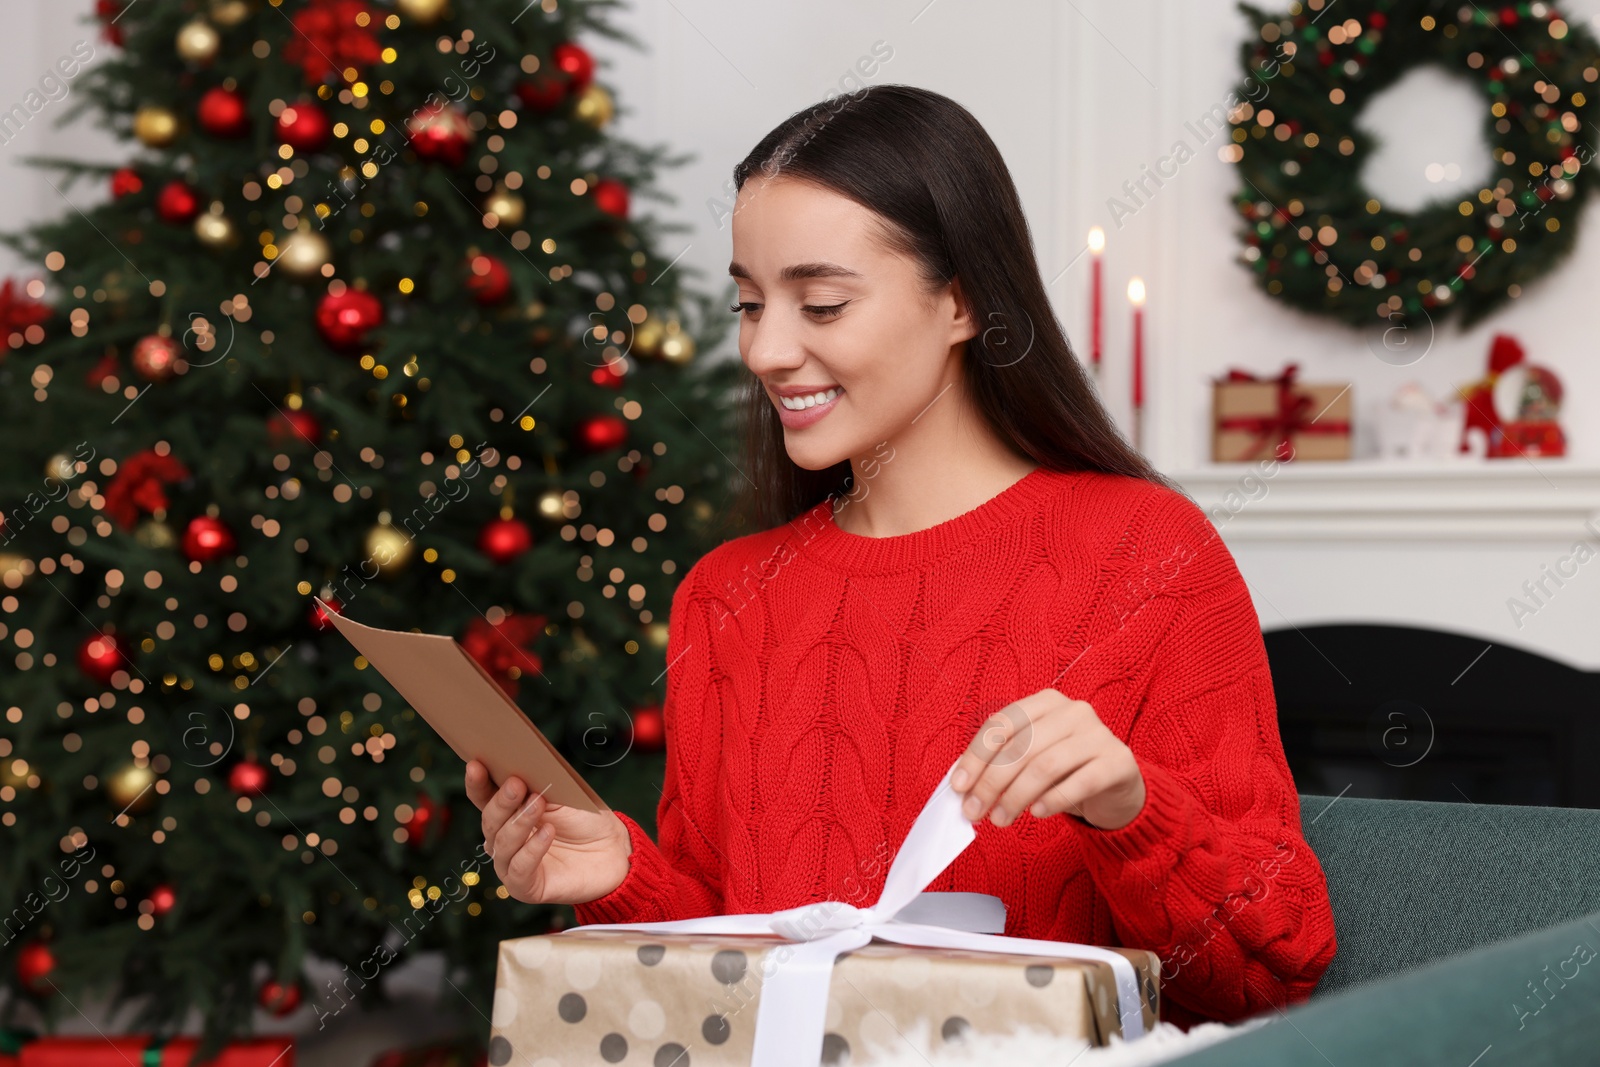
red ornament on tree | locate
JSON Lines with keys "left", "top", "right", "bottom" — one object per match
{"left": 148, "top": 884, "right": 177, "bottom": 916}
{"left": 630, "top": 704, "right": 665, "bottom": 752}
{"left": 515, "top": 71, "right": 569, "bottom": 113}
{"left": 591, "top": 178, "right": 630, "bottom": 219}
{"left": 577, "top": 414, "right": 627, "bottom": 452}
{"left": 182, "top": 515, "right": 236, "bottom": 563}
{"left": 590, "top": 359, "right": 626, "bottom": 389}
{"left": 552, "top": 42, "right": 595, "bottom": 91}
{"left": 310, "top": 596, "right": 342, "bottom": 629}
{"left": 406, "top": 103, "right": 473, "bottom": 166}
{"left": 478, "top": 516, "right": 533, "bottom": 564}
{"left": 276, "top": 100, "right": 331, "bottom": 151}
{"left": 283, "top": 0, "right": 382, "bottom": 86}
{"left": 403, "top": 792, "right": 452, "bottom": 849}
{"left": 104, "top": 449, "right": 190, "bottom": 529}
{"left": 156, "top": 180, "right": 202, "bottom": 224}
{"left": 77, "top": 632, "right": 128, "bottom": 684}
{"left": 465, "top": 254, "right": 511, "bottom": 305}
{"left": 197, "top": 86, "right": 250, "bottom": 138}
{"left": 267, "top": 408, "right": 321, "bottom": 446}
{"left": 96, "top": 1, "right": 125, "bottom": 47}
{"left": 460, "top": 613, "right": 547, "bottom": 698}
{"left": 131, "top": 334, "right": 182, "bottom": 381}
{"left": 110, "top": 167, "right": 143, "bottom": 198}
{"left": 314, "top": 288, "right": 383, "bottom": 351}
{"left": 0, "top": 277, "right": 51, "bottom": 349}
{"left": 16, "top": 940, "right": 56, "bottom": 995}
{"left": 228, "top": 759, "right": 269, "bottom": 796}
{"left": 258, "top": 979, "right": 304, "bottom": 1016}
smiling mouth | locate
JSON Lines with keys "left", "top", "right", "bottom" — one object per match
{"left": 776, "top": 386, "right": 845, "bottom": 410}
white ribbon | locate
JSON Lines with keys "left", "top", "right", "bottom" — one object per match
{"left": 567, "top": 758, "right": 1147, "bottom": 1064}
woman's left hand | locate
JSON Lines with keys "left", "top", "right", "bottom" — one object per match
{"left": 950, "top": 689, "right": 1146, "bottom": 831}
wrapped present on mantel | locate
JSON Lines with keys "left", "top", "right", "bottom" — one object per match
{"left": 488, "top": 762, "right": 1160, "bottom": 1067}
{"left": 1212, "top": 363, "right": 1352, "bottom": 462}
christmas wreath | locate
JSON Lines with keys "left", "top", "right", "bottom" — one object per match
{"left": 1229, "top": 1, "right": 1600, "bottom": 329}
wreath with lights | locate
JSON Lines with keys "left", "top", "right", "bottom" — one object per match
{"left": 1229, "top": 1, "right": 1600, "bottom": 330}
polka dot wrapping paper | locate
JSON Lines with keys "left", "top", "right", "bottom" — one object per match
{"left": 489, "top": 928, "right": 1160, "bottom": 1066}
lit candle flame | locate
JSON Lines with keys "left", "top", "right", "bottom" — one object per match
{"left": 1087, "top": 226, "right": 1105, "bottom": 255}
{"left": 1127, "top": 276, "right": 1146, "bottom": 307}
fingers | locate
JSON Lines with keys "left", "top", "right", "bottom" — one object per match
{"left": 991, "top": 741, "right": 1100, "bottom": 826}
{"left": 464, "top": 760, "right": 496, "bottom": 810}
{"left": 480, "top": 774, "right": 530, "bottom": 849}
{"left": 491, "top": 787, "right": 544, "bottom": 865}
{"left": 954, "top": 695, "right": 1075, "bottom": 823}
{"left": 505, "top": 819, "right": 557, "bottom": 898}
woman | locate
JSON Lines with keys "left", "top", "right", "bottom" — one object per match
{"left": 465, "top": 84, "right": 1336, "bottom": 1028}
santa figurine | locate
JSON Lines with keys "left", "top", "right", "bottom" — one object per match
{"left": 1456, "top": 333, "right": 1524, "bottom": 457}
{"left": 1499, "top": 363, "right": 1566, "bottom": 458}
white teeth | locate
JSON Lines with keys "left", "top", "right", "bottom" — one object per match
{"left": 779, "top": 387, "right": 842, "bottom": 410}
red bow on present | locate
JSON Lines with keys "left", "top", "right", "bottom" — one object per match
{"left": 1214, "top": 363, "right": 1349, "bottom": 462}
{"left": 460, "top": 614, "right": 547, "bottom": 699}
{"left": 103, "top": 450, "right": 191, "bottom": 529}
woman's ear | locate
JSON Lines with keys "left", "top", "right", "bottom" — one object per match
{"left": 947, "top": 274, "right": 980, "bottom": 346}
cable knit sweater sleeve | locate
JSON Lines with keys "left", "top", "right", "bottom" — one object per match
{"left": 1072, "top": 493, "right": 1338, "bottom": 1023}
{"left": 571, "top": 559, "right": 725, "bottom": 925}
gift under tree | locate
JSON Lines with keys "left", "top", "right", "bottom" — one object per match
{"left": 0, "top": 0, "right": 740, "bottom": 1058}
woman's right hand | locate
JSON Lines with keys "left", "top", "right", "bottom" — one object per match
{"left": 465, "top": 759, "right": 632, "bottom": 906}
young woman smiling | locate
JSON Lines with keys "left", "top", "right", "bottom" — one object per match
{"left": 465, "top": 84, "right": 1337, "bottom": 1028}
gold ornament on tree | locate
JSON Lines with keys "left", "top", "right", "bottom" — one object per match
{"left": 134, "top": 106, "right": 181, "bottom": 147}
{"left": 194, "top": 204, "right": 237, "bottom": 249}
{"left": 0, "top": 554, "right": 30, "bottom": 589}
{"left": 396, "top": 0, "right": 450, "bottom": 23}
{"left": 644, "top": 620, "right": 669, "bottom": 650}
{"left": 659, "top": 316, "right": 696, "bottom": 366}
{"left": 276, "top": 229, "right": 332, "bottom": 279}
{"left": 483, "top": 183, "right": 525, "bottom": 229}
{"left": 0, "top": 756, "right": 32, "bottom": 790}
{"left": 105, "top": 761, "right": 156, "bottom": 813}
{"left": 573, "top": 84, "right": 614, "bottom": 129}
{"left": 44, "top": 453, "right": 78, "bottom": 482}
{"left": 135, "top": 519, "right": 176, "bottom": 550}
{"left": 536, "top": 489, "right": 566, "bottom": 523}
{"left": 631, "top": 313, "right": 665, "bottom": 359}
{"left": 364, "top": 522, "right": 415, "bottom": 576}
{"left": 175, "top": 18, "right": 221, "bottom": 63}
{"left": 208, "top": 0, "right": 253, "bottom": 26}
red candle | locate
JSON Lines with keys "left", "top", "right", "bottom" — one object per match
{"left": 1128, "top": 276, "right": 1146, "bottom": 424}
{"left": 1088, "top": 227, "right": 1105, "bottom": 371}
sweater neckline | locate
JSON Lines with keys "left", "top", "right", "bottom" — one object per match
{"left": 794, "top": 464, "right": 1059, "bottom": 573}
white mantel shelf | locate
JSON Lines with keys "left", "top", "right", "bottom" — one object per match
{"left": 1169, "top": 459, "right": 1600, "bottom": 542}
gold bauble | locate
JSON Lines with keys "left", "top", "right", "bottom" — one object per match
{"left": 277, "top": 229, "right": 332, "bottom": 279}
{"left": 573, "top": 84, "right": 614, "bottom": 129}
{"left": 484, "top": 185, "right": 525, "bottom": 229}
{"left": 133, "top": 106, "right": 181, "bottom": 147}
{"left": 536, "top": 489, "right": 567, "bottom": 523}
{"left": 644, "top": 621, "right": 669, "bottom": 650}
{"left": 194, "top": 205, "right": 237, "bottom": 249}
{"left": 175, "top": 18, "right": 221, "bottom": 63}
{"left": 0, "top": 554, "right": 30, "bottom": 589}
{"left": 1, "top": 756, "right": 31, "bottom": 789}
{"left": 631, "top": 314, "right": 665, "bottom": 359}
{"left": 106, "top": 761, "right": 156, "bottom": 813}
{"left": 44, "top": 453, "right": 77, "bottom": 482}
{"left": 135, "top": 519, "right": 176, "bottom": 550}
{"left": 208, "top": 0, "right": 253, "bottom": 26}
{"left": 364, "top": 523, "right": 415, "bottom": 576}
{"left": 659, "top": 318, "right": 696, "bottom": 366}
{"left": 396, "top": 0, "right": 450, "bottom": 23}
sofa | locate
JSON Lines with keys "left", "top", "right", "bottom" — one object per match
{"left": 1167, "top": 792, "right": 1600, "bottom": 1064}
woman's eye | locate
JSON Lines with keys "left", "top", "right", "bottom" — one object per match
{"left": 727, "top": 301, "right": 848, "bottom": 319}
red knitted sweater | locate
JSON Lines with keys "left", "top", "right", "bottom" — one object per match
{"left": 573, "top": 465, "right": 1338, "bottom": 1028}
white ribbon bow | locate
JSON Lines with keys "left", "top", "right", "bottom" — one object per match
{"left": 568, "top": 758, "right": 1147, "bottom": 1064}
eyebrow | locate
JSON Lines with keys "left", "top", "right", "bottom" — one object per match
{"left": 727, "top": 261, "right": 864, "bottom": 283}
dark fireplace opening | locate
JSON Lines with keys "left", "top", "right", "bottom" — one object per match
{"left": 1263, "top": 623, "right": 1600, "bottom": 810}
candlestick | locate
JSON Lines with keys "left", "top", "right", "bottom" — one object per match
{"left": 1128, "top": 276, "right": 1146, "bottom": 450}
{"left": 1087, "top": 227, "right": 1105, "bottom": 376}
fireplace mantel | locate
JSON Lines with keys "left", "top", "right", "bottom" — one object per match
{"left": 1168, "top": 460, "right": 1600, "bottom": 671}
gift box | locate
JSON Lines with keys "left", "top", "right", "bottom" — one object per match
{"left": 490, "top": 927, "right": 1159, "bottom": 1065}
{"left": 19, "top": 1035, "right": 293, "bottom": 1067}
{"left": 1212, "top": 364, "right": 1351, "bottom": 462}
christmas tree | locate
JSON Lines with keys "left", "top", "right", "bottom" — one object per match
{"left": 0, "top": 0, "right": 741, "bottom": 1054}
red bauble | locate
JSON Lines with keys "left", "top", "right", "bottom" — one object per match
{"left": 310, "top": 596, "right": 342, "bottom": 629}
{"left": 405, "top": 104, "right": 473, "bottom": 166}
{"left": 258, "top": 979, "right": 304, "bottom": 1016}
{"left": 552, "top": 42, "right": 595, "bottom": 91}
{"left": 111, "top": 167, "right": 143, "bottom": 198}
{"left": 283, "top": 0, "right": 382, "bottom": 86}
{"left": 182, "top": 515, "right": 236, "bottom": 563}
{"left": 267, "top": 408, "right": 321, "bottom": 446}
{"left": 131, "top": 334, "right": 183, "bottom": 382}
{"left": 590, "top": 360, "right": 625, "bottom": 389}
{"left": 228, "top": 760, "right": 269, "bottom": 796}
{"left": 630, "top": 704, "right": 665, "bottom": 752}
{"left": 465, "top": 254, "right": 511, "bottom": 305}
{"left": 478, "top": 516, "right": 533, "bottom": 564}
{"left": 276, "top": 100, "right": 330, "bottom": 151}
{"left": 96, "top": 1, "right": 124, "bottom": 47}
{"left": 577, "top": 414, "right": 627, "bottom": 452}
{"left": 148, "top": 884, "right": 177, "bottom": 916}
{"left": 314, "top": 288, "right": 383, "bottom": 351}
{"left": 156, "top": 180, "right": 202, "bottom": 224}
{"left": 591, "top": 178, "right": 630, "bottom": 219}
{"left": 198, "top": 86, "right": 250, "bottom": 138}
{"left": 16, "top": 941, "right": 56, "bottom": 995}
{"left": 403, "top": 792, "right": 452, "bottom": 849}
{"left": 515, "top": 72, "right": 568, "bottom": 113}
{"left": 77, "top": 632, "right": 127, "bottom": 684}
{"left": 460, "top": 614, "right": 546, "bottom": 698}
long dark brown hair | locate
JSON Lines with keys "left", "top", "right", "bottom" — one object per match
{"left": 719, "top": 83, "right": 1178, "bottom": 539}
